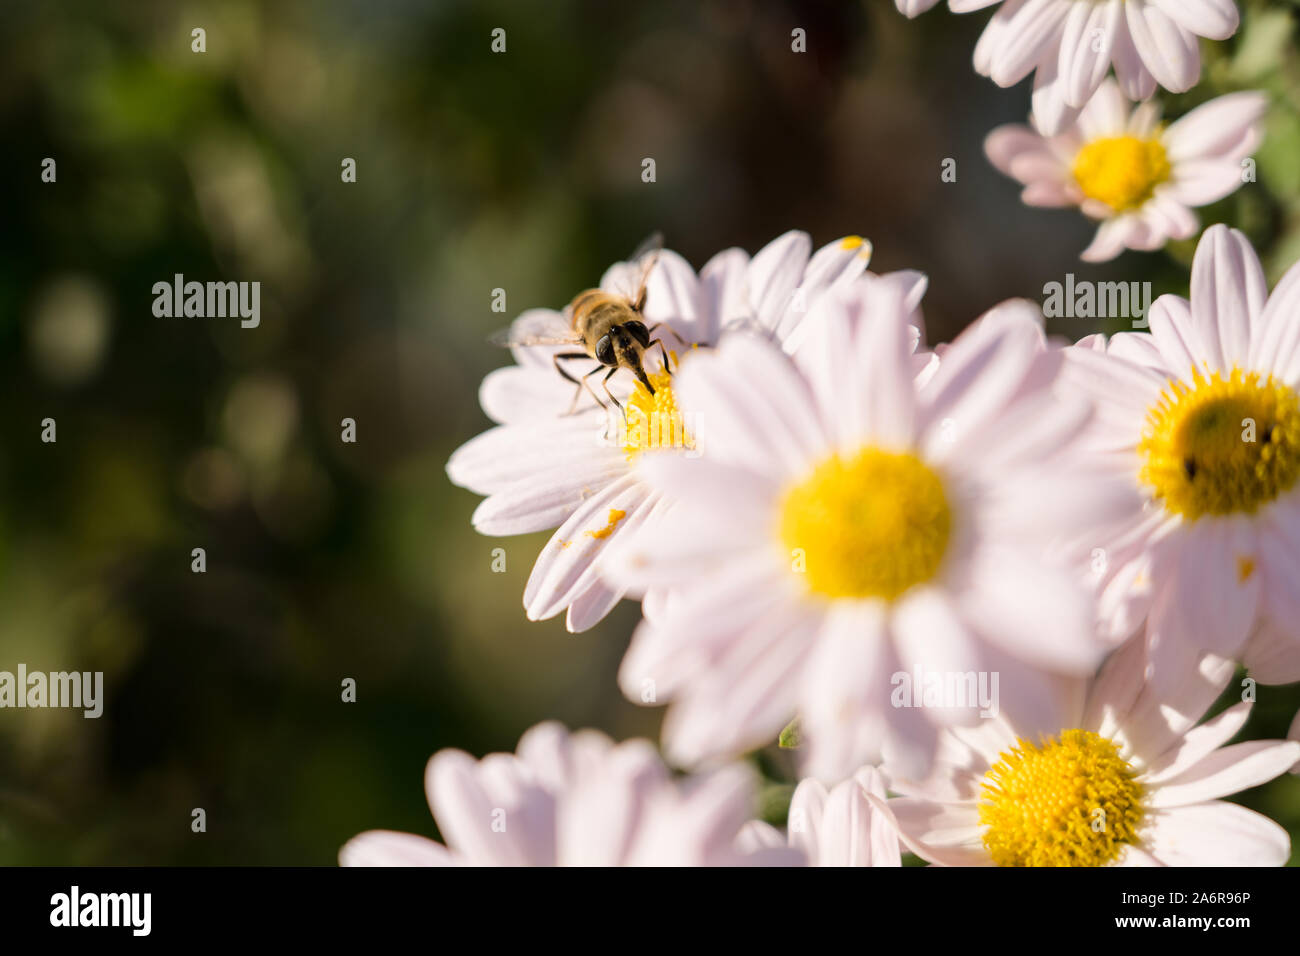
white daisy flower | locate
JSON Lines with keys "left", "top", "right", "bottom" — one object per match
{"left": 896, "top": 0, "right": 1241, "bottom": 135}
{"left": 339, "top": 721, "right": 801, "bottom": 867}
{"left": 445, "top": 232, "right": 925, "bottom": 633}
{"left": 604, "top": 282, "right": 1135, "bottom": 782}
{"left": 1060, "top": 225, "right": 1300, "bottom": 684}
{"left": 987, "top": 80, "right": 1266, "bottom": 262}
{"left": 740, "top": 766, "right": 902, "bottom": 866}
{"left": 872, "top": 639, "right": 1300, "bottom": 866}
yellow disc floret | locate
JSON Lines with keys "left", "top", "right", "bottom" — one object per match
{"left": 622, "top": 369, "right": 694, "bottom": 458}
{"left": 1139, "top": 368, "right": 1300, "bottom": 520}
{"left": 779, "top": 449, "right": 951, "bottom": 600}
{"left": 980, "top": 730, "right": 1144, "bottom": 867}
{"left": 1072, "top": 135, "right": 1171, "bottom": 212}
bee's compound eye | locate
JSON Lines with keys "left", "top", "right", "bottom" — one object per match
{"left": 595, "top": 334, "right": 615, "bottom": 365}
{"left": 624, "top": 320, "right": 650, "bottom": 347}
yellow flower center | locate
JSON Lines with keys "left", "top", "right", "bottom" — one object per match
{"left": 622, "top": 369, "right": 694, "bottom": 458}
{"left": 1072, "top": 135, "right": 1171, "bottom": 212}
{"left": 1139, "top": 368, "right": 1300, "bottom": 520}
{"left": 979, "top": 730, "right": 1144, "bottom": 867}
{"left": 778, "top": 449, "right": 951, "bottom": 600}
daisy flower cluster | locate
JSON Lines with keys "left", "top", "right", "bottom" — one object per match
{"left": 345, "top": 223, "right": 1299, "bottom": 868}
{"left": 891, "top": 0, "right": 1267, "bottom": 260}
{"left": 343, "top": 10, "right": 1299, "bottom": 868}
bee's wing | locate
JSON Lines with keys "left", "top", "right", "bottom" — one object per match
{"left": 628, "top": 230, "right": 664, "bottom": 268}
{"left": 626, "top": 231, "right": 664, "bottom": 308}
{"left": 605, "top": 232, "right": 664, "bottom": 304}
{"left": 488, "top": 309, "right": 582, "bottom": 348}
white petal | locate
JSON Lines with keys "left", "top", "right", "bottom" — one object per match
{"left": 1112, "top": 20, "right": 1157, "bottom": 100}
{"left": 1143, "top": 701, "right": 1252, "bottom": 783}
{"left": 961, "top": 545, "right": 1106, "bottom": 675}
{"left": 677, "top": 334, "right": 827, "bottom": 478}
{"left": 747, "top": 231, "right": 812, "bottom": 333}
{"left": 1190, "top": 224, "right": 1268, "bottom": 370}
{"left": 1081, "top": 216, "right": 1139, "bottom": 262}
{"left": 697, "top": 247, "right": 750, "bottom": 345}
{"left": 564, "top": 578, "right": 626, "bottom": 632}
{"left": 1124, "top": 1, "right": 1200, "bottom": 93}
{"left": 523, "top": 475, "right": 651, "bottom": 622}
{"left": 447, "top": 414, "right": 621, "bottom": 496}
{"left": 1149, "top": 740, "right": 1300, "bottom": 807}
{"left": 1143, "top": 801, "right": 1291, "bottom": 866}
{"left": 1030, "top": 51, "right": 1082, "bottom": 136}
{"left": 896, "top": 0, "right": 943, "bottom": 16}
{"left": 479, "top": 365, "right": 578, "bottom": 424}
{"left": 1146, "top": 293, "right": 1201, "bottom": 381}
{"left": 1250, "top": 255, "right": 1300, "bottom": 379}
{"left": 985, "top": 124, "right": 1060, "bottom": 183}
{"left": 1150, "top": 0, "right": 1239, "bottom": 40}
{"left": 988, "top": 0, "right": 1072, "bottom": 89}
{"left": 426, "top": 750, "right": 537, "bottom": 865}
{"left": 1119, "top": 644, "right": 1236, "bottom": 760}
{"left": 339, "top": 831, "right": 454, "bottom": 867}
{"left": 1163, "top": 91, "right": 1267, "bottom": 164}
{"left": 787, "top": 778, "right": 828, "bottom": 862}
{"left": 975, "top": 0, "right": 1029, "bottom": 77}
{"left": 800, "top": 602, "right": 896, "bottom": 781}
{"left": 1077, "top": 77, "right": 1130, "bottom": 139}
{"left": 917, "top": 312, "right": 1042, "bottom": 455}
{"left": 1060, "top": 4, "right": 1122, "bottom": 109}
{"left": 1150, "top": 521, "right": 1260, "bottom": 659}
{"left": 867, "top": 795, "right": 993, "bottom": 866}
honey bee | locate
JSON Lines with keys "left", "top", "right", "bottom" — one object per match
{"left": 490, "top": 233, "right": 678, "bottom": 415}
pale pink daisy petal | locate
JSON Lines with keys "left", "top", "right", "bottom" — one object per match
{"left": 1142, "top": 803, "right": 1291, "bottom": 866}
{"left": 896, "top": 0, "right": 943, "bottom": 17}
{"left": 1059, "top": 0, "right": 1123, "bottom": 108}
{"left": 343, "top": 724, "right": 791, "bottom": 867}
{"left": 1163, "top": 91, "right": 1268, "bottom": 163}
{"left": 1150, "top": 0, "right": 1238, "bottom": 41}
{"left": 1124, "top": 0, "right": 1200, "bottom": 93}
{"left": 875, "top": 646, "right": 1295, "bottom": 867}
{"left": 1030, "top": 51, "right": 1080, "bottom": 137}
{"left": 988, "top": 0, "right": 1073, "bottom": 89}
{"left": 1142, "top": 703, "right": 1252, "bottom": 784}
{"left": 339, "top": 831, "right": 454, "bottom": 867}
{"left": 1147, "top": 740, "right": 1300, "bottom": 807}
{"left": 1146, "top": 293, "right": 1200, "bottom": 381}
{"left": 1189, "top": 223, "right": 1268, "bottom": 369}
{"left": 1248, "top": 255, "right": 1300, "bottom": 379}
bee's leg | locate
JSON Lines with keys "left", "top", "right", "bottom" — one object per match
{"left": 554, "top": 352, "right": 605, "bottom": 416}
{"left": 601, "top": 369, "right": 625, "bottom": 418}
{"left": 580, "top": 366, "right": 610, "bottom": 417}
{"left": 646, "top": 323, "right": 695, "bottom": 350}
{"left": 642, "top": 327, "right": 702, "bottom": 369}
{"left": 599, "top": 369, "right": 627, "bottom": 444}
{"left": 646, "top": 338, "right": 673, "bottom": 375}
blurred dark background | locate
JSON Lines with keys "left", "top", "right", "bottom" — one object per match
{"left": 0, "top": 0, "right": 1297, "bottom": 864}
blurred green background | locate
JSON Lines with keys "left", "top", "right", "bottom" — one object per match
{"left": 0, "top": 0, "right": 1297, "bottom": 864}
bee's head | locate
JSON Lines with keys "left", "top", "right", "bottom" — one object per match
{"left": 598, "top": 325, "right": 654, "bottom": 394}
